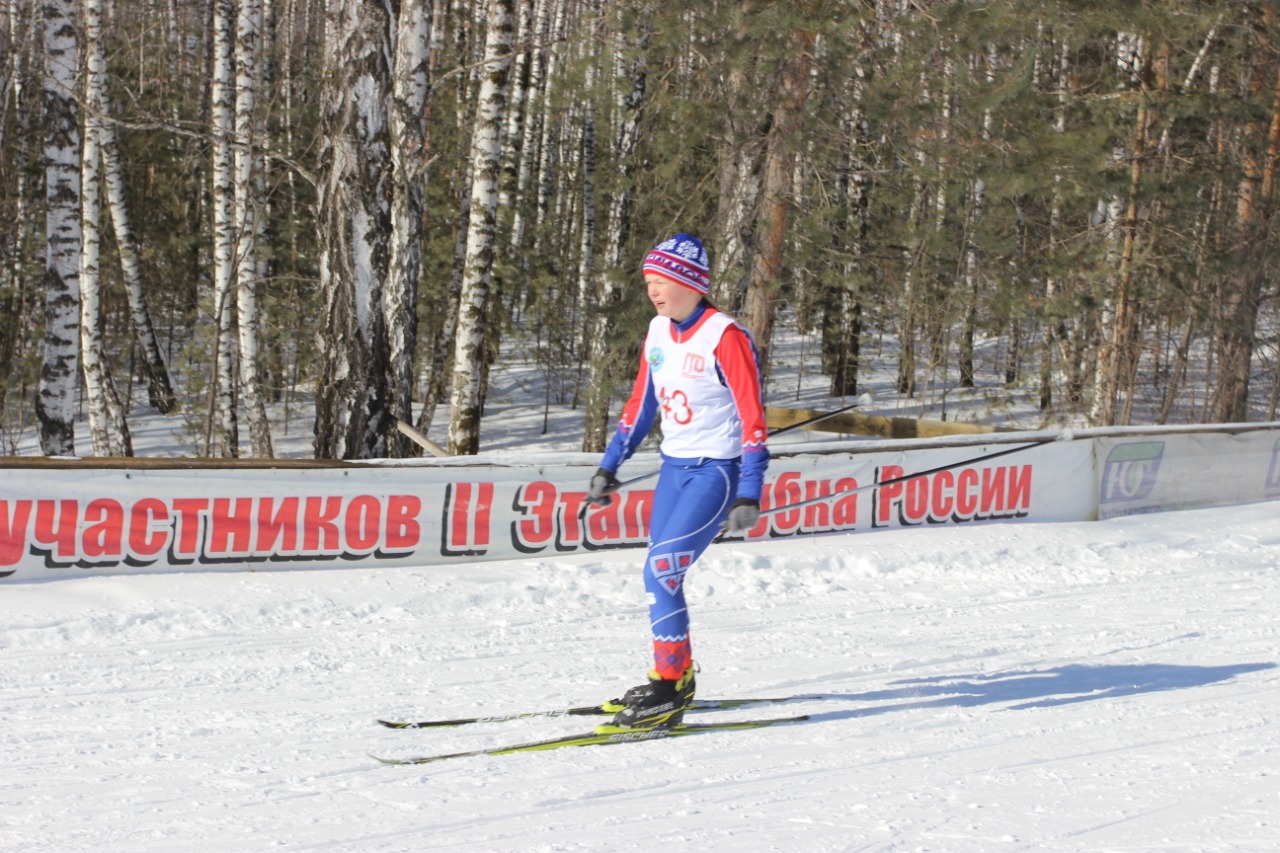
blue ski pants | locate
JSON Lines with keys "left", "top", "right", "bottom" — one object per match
{"left": 643, "top": 456, "right": 738, "bottom": 679}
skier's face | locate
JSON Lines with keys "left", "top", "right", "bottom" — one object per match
{"left": 645, "top": 274, "right": 703, "bottom": 322}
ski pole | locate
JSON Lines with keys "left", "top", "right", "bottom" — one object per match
{"left": 761, "top": 391, "right": 875, "bottom": 437}
{"left": 724, "top": 433, "right": 1065, "bottom": 534}
{"left": 587, "top": 392, "right": 874, "bottom": 507}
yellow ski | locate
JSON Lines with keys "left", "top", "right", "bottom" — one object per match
{"left": 371, "top": 714, "right": 808, "bottom": 765}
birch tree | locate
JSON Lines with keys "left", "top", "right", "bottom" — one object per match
{"left": 448, "top": 0, "right": 513, "bottom": 455}
{"left": 209, "top": 0, "right": 238, "bottom": 455}
{"left": 385, "top": 0, "right": 433, "bottom": 457}
{"left": 35, "top": 0, "right": 79, "bottom": 456}
{"left": 710, "top": 5, "right": 764, "bottom": 310}
{"left": 415, "top": 0, "right": 481, "bottom": 443}
{"left": 582, "top": 0, "right": 648, "bottom": 451}
{"left": 79, "top": 0, "right": 131, "bottom": 455}
{"left": 821, "top": 81, "right": 869, "bottom": 398}
{"left": 571, "top": 0, "right": 600, "bottom": 408}
{"left": 406, "top": 0, "right": 452, "bottom": 441}
{"left": 63, "top": 0, "right": 177, "bottom": 418}
{"left": 957, "top": 45, "right": 996, "bottom": 390}
{"left": 99, "top": 107, "right": 177, "bottom": 415}
{"left": 5, "top": 0, "right": 1280, "bottom": 448}
{"left": 1039, "top": 26, "right": 1068, "bottom": 410}
{"left": 234, "top": 0, "right": 273, "bottom": 456}
{"left": 314, "top": 0, "right": 393, "bottom": 459}
{"left": 1, "top": 0, "right": 38, "bottom": 424}
{"left": 528, "top": 0, "right": 564, "bottom": 256}
{"left": 508, "top": 0, "right": 550, "bottom": 255}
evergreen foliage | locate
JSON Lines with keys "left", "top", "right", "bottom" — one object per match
{"left": 1, "top": 0, "right": 1278, "bottom": 456}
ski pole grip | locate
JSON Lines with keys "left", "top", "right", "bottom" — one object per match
{"left": 587, "top": 468, "right": 620, "bottom": 507}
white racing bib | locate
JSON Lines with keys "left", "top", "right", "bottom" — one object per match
{"left": 644, "top": 310, "right": 743, "bottom": 460}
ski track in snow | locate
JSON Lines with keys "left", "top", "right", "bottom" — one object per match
{"left": 2, "top": 503, "right": 1278, "bottom": 852}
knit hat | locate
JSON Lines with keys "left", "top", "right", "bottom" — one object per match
{"left": 642, "top": 233, "right": 711, "bottom": 294}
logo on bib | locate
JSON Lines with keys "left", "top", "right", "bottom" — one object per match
{"left": 682, "top": 352, "right": 706, "bottom": 378}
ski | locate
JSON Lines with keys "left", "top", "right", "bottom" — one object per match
{"left": 376, "top": 696, "right": 803, "bottom": 729}
{"left": 370, "top": 714, "right": 810, "bottom": 765}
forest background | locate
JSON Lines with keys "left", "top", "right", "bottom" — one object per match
{"left": 2, "top": 0, "right": 1280, "bottom": 460}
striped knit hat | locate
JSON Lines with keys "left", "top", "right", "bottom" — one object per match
{"left": 642, "top": 233, "right": 711, "bottom": 294}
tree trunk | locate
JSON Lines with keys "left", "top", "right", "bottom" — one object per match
{"left": 498, "top": 0, "right": 531, "bottom": 220}
{"left": 711, "top": 50, "right": 763, "bottom": 314}
{"left": 957, "top": 176, "right": 983, "bottom": 390}
{"left": 509, "top": 0, "right": 550, "bottom": 256}
{"left": 1214, "top": 29, "right": 1280, "bottom": 423}
{"left": 35, "top": 0, "right": 79, "bottom": 456}
{"left": 410, "top": 0, "right": 451, "bottom": 441}
{"left": 416, "top": 170, "right": 468, "bottom": 440}
{"left": 528, "top": 0, "right": 566, "bottom": 257}
{"left": 0, "top": 0, "right": 38, "bottom": 428}
{"left": 99, "top": 108, "right": 177, "bottom": 415}
{"left": 79, "top": 0, "right": 130, "bottom": 456}
{"left": 1040, "top": 29, "right": 1069, "bottom": 412}
{"left": 210, "top": 0, "right": 239, "bottom": 456}
{"left": 234, "top": 0, "right": 273, "bottom": 457}
{"left": 1092, "top": 34, "right": 1149, "bottom": 427}
{"left": 448, "top": 0, "right": 513, "bottom": 455}
{"left": 314, "top": 0, "right": 394, "bottom": 459}
{"left": 1111, "top": 48, "right": 1152, "bottom": 426}
{"left": 385, "top": 0, "right": 433, "bottom": 457}
{"left": 572, "top": 0, "right": 599, "bottom": 413}
{"left": 740, "top": 27, "right": 814, "bottom": 384}
{"left": 582, "top": 2, "right": 648, "bottom": 452}
{"left": 960, "top": 47, "right": 996, "bottom": 390}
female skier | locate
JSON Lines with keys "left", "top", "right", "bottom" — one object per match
{"left": 589, "top": 232, "right": 770, "bottom": 729}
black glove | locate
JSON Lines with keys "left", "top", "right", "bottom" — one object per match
{"left": 587, "top": 467, "right": 621, "bottom": 506}
{"left": 725, "top": 497, "right": 761, "bottom": 534}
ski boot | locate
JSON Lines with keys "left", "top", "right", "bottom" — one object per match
{"left": 608, "top": 666, "right": 697, "bottom": 729}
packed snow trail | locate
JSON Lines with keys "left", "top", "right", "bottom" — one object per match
{"left": 2, "top": 503, "right": 1278, "bottom": 852}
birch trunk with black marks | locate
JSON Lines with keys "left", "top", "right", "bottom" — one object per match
{"left": 386, "top": 0, "right": 432, "bottom": 457}
{"left": 448, "top": 0, "right": 513, "bottom": 455}
{"left": 314, "top": 0, "right": 394, "bottom": 459}
{"left": 210, "top": 0, "right": 239, "bottom": 455}
{"left": 79, "top": 0, "right": 130, "bottom": 456}
{"left": 35, "top": 0, "right": 79, "bottom": 456}
{"left": 234, "top": 0, "right": 273, "bottom": 456}
{"left": 99, "top": 108, "right": 176, "bottom": 415}
{"left": 508, "top": 0, "right": 550, "bottom": 256}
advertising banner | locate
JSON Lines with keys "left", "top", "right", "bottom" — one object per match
{"left": 0, "top": 436, "right": 1094, "bottom": 582}
{"left": 1095, "top": 430, "right": 1280, "bottom": 519}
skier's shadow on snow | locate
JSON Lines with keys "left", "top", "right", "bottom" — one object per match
{"left": 799, "top": 662, "right": 1276, "bottom": 721}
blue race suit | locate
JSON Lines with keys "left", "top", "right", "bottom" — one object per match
{"left": 599, "top": 301, "right": 768, "bottom": 678}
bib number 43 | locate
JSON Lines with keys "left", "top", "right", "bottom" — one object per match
{"left": 660, "top": 387, "right": 693, "bottom": 425}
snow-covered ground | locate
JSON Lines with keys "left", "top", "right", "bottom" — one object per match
{"left": 3, "top": 500, "right": 1278, "bottom": 852}
{"left": 5, "top": 323, "right": 1279, "bottom": 850}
